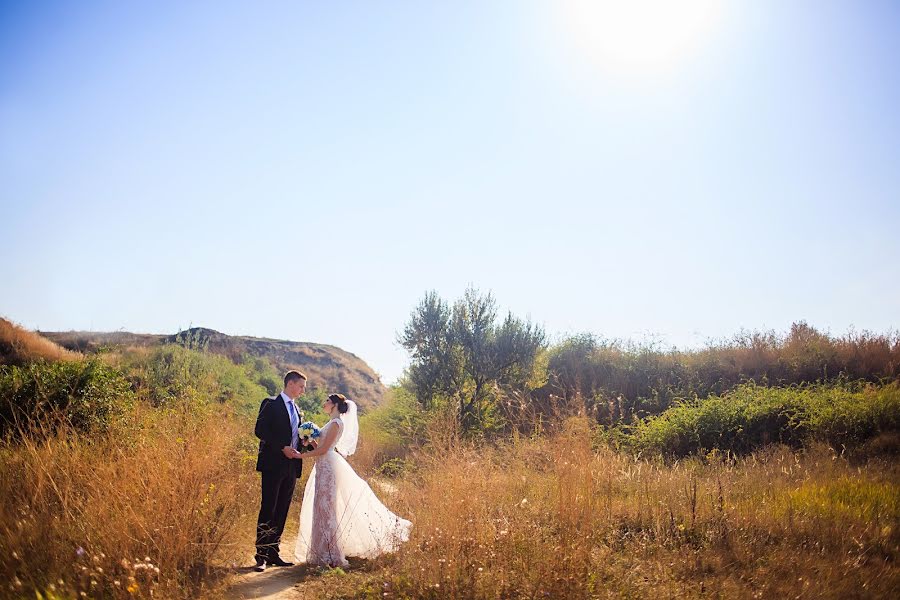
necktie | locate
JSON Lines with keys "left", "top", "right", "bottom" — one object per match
{"left": 287, "top": 400, "right": 299, "bottom": 449}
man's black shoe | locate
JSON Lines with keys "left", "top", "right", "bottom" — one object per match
{"left": 269, "top": 556, "right": 294, "bottom": 567}
{"left": 253, "top": 557, "right": 267, "bottom": 572}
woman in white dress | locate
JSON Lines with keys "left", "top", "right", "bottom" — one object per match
{"left": 291, "top": 394, "right": 412, "bottom": 568}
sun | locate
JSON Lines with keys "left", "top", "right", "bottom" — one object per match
{"left": 561, "top": 0, "right": 726, "bottom": 76}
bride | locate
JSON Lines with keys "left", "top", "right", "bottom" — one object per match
{"left": 290, "top": 393, "right": 412, "bottom": 568}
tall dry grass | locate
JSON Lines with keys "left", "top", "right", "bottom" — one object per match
{"left": 333, "top": 418, "right": 899, "bottom": 599}
{"left": 0, "top": 318, "right": 80, "bottom": 365}
{"left": 0, "top": 405, "right": 258, "bottom": 599}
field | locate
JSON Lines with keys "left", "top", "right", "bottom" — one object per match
{"left": 1, "top": 318, "right": 898, "bottom": 599}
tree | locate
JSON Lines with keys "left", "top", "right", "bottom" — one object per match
{"left": 400, "top": 288, "right": 546, "bottom": 430}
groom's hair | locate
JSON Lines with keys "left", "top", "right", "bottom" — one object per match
{"left": 283, "top": 370, "right": 307, "bottom": 386}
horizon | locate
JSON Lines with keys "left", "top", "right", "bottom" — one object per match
{"left": 15, "top": 316, "right": 899, "bottom": 388}
{"left": 2, "top": 1, "right": 899, "bottom": 384}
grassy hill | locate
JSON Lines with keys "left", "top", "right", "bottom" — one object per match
{"left": 41, "top": 326, "right": 386, "bottom": 409}
{"left": 0, "top": 318, "right": 81, "bottom": 365}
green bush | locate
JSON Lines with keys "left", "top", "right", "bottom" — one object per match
{"left": 239, "top": 355, "right": 282, "bottom": 396}
{"left": 361, "top": 386, "right": 428, "bottom": 454}
{"left": 126, "top": 345, "right": 267, "bottom": 412}
{"left": 296, "top": 385, "right": 329, "bottom": 422}
{"left": 375, "top": 457, "right": 414, "bottom": 478}
{"left": 617, "top": 382, "right": 900, "bottom": 457}
{"left": 0, "top": 358, "right": 132, "bottom": 436}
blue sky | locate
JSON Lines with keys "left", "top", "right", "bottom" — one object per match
{"left": 2, "top": 0, "right": 898, "bottom": 384}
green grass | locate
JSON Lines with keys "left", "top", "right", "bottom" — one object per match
{"left": 782, "top": 476, "right": 900, "bottom": 523}
{"left": 614, "top": 381, "right": 900, "bottom": 456}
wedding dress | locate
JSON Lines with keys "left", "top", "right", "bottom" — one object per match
{"left": 294, "top": 401, "right": 412, "bottom": 567}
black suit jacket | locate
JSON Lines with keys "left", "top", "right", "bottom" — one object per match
{"left": 255, "top": 395, "right": 303, "bottom": 478}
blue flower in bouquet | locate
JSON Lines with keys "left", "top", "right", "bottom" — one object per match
{"left": 299, "top": 421, "right": 320, "bottom": 441}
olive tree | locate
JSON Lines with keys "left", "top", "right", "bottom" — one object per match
{"left": 400, "top": 288, "right": 546, "bottom": 430}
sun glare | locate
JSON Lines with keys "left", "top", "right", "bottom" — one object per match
{"left": 562, "top": 0, "right": 726, "bottom": 76}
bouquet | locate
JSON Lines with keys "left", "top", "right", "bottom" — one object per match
{"left": 298, "top": 421, "right": 320, "bottom": 452}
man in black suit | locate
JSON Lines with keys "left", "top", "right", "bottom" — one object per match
{"left": 253, "top": 370, "right": 307, "bottom": 571}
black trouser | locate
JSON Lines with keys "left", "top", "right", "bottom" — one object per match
{"left": 256, "top": 469, "right": 297, "bottom": 561}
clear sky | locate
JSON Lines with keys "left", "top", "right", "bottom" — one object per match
{"left": 2, "top": 0, "right": 898, "bottom": 384}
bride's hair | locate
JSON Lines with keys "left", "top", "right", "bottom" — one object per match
{"left": 328, "top": 393, "right": 350, "bottom": 414}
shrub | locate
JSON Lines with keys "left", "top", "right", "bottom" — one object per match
{"left": 239, "top": 355, "right": 281, "bottom": 396}
{"left": 544, "top": 325, "right": 900, "bottom": 424}
{"left": 361, "top": 387, "right": 427, "bottom": 453}
{"left": 375, "top": 457, "right": 414, "bottom": 478}
{"left": 125, "top": 345, "right": 266, "bottom": 412}
{"left": 0, "top": 358, "right": 132, "bottom": 437}
{"left": 622, "top": 382, "right": 900, "bottom": 456}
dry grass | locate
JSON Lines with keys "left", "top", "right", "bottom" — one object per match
{"left": 0, "top": 405, "right": 259, "bottom": 599}
{"left": 317, "top": 418, "right": 899, "bottom": 599}
{"left": 0, "top": 318, "right": 80, "bottom": 365}
{"left": 2, "top": 403, "right": 896, "bottom": 599}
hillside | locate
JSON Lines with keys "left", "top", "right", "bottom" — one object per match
{"left": 0, "top": 317, "right": 81, "bottom": 365}
{"left": 42, "top": 327, "right": 386, "bottom": 409}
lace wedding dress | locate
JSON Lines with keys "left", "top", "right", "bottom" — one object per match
{"left": 294, "top": 402, "right": 412, "bottom": 567}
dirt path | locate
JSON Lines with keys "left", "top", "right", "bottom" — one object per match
{"left": 224, "top": 563, "right": 380, "bottom": 600}
{"left": 224, "top": 557, "right": 380, "bottom": 600}
{"left": 226, "top": 479, "right": 398, "bottom": 599}
{"left": 225, "top": 564, "right": 310, "bottom": 600}
{"left": 225, "top": 538, "right": 316, "bottom": 600}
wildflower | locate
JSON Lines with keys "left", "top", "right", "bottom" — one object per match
{"left": 127, "top": 582, "right": 139, "bottom": 594}
{"left": 76, "top": 547, "right": 86, "bottom": 557}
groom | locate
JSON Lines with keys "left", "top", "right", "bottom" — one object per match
{"left": 253, "top": 370, "right": 307, "bottom": 571}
